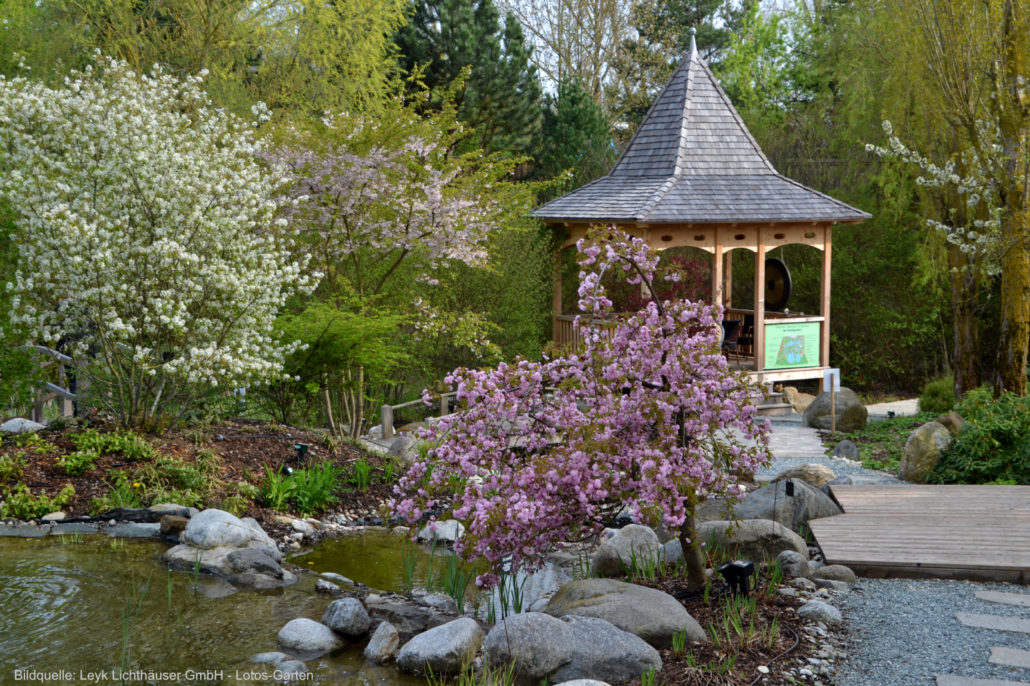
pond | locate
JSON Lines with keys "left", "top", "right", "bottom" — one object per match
{"left": 0, "top": 534, "right": 432, "bottom": 685}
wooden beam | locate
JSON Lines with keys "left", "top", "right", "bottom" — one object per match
{"left": 712, "top": 231, "right": 724, "bottom": 307}
{"left": 723, "top": 250, "right": 733, "bottom": 308}
{"left": 553, "top": 246, "right": 564, "bottom": 341}
{"left": 821, "top": 226, "right": 832, "bottom": 370}
{"left": 754, "top": 237, "right": 766, "bottom": 372}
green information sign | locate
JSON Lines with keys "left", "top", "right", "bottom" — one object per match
{"left": 764, "top": 321, "right": 821, "bottom": 369}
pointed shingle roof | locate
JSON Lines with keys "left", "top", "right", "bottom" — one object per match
{"left": 533, "top": 37, "right": 870, "bottom": 225}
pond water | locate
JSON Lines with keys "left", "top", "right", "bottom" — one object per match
{"left": 0, "top": 534, "right": 430, "bottom": 685}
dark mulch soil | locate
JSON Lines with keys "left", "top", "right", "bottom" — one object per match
{"left": 1, "top": 418, "right": 396, "bottom": 532}
{"left": 630, "top": 570, "right": 817, "bottom": 686}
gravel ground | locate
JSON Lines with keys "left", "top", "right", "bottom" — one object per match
{"left": 834, "top": 578, "right": 1030, "bottom": 685}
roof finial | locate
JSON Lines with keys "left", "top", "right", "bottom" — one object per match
{"left": 689, "top": 26, "right": 697, "bottom": 56}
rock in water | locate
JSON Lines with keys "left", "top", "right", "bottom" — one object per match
{"left": 590, "top": 524, "right": 662, "bottom": 578}
{"left": 364, "top": 621, "right": 400, "bottom": 664}
{"left": 322, "top": 598, "right": 371, "bottom": 637}
{"left": 396, "top": 618, "right": 484, "bottom": 676}
{"left": 544, "top": 578, "right": 705, "bottom": 647}
{"left": 276, "top": 618, "right": 343, "bottom": 658}
{"left": 899, "top": 421, "right": 952, "bottom": 483}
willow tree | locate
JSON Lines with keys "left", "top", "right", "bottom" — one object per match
{"left": 897, "top": 0, "right": 1030, "bottom": 394}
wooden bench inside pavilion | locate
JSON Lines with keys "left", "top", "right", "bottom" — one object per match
{"left": 533, "top": 30, "right": 870, "bottom": 389}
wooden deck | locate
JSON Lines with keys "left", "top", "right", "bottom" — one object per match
{"left": 809, "top": 485, "right": 1030, "bottom": 583}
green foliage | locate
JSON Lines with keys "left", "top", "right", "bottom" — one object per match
{"left": 395, "top": 0, "right": 542, "bottom": 155}
{"left": 348, "top": 457, "right": 374, "bottom": 491}
{"left": 58, "top": 429, "right": 158, "bottom": 476}
{"left": 920, "top": 375, "right": 957, "bottom": 414}
{"left": 840, "top": 412, "right": 936, "bottom": 472}
{"left": 536, "top": 79, "right": 617, "bottom": 196}
{"left": 930, "top": 387, "right": 1030, "bottom": 485}
{"left": 1, "top": 483, "right": 75, "bottom": 519}
{"left": 260, "top": 462, "right": 343, "bottom": 516}
{"left": 14, "top": 432, "right": 57, "bottom": 453}
{"left": 57, "top": 450, "right": 100, "bottom": 476}
{"left": 0, "top": 453, "right": 26, "bottom": 482}
{"left": 89, "top": 473, "right": 144, "bottom": 514}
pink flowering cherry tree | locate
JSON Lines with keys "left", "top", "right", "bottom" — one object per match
{"left": 394, "top": 227, "right": 771, "bottom": 590}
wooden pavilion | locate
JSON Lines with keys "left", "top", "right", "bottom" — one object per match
{"left": 532, "top": 32, "right": 871, "bottom": 388}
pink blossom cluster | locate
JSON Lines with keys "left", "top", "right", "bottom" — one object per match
{"left": 394, "top": 228, "right": 770, "bottom": 587}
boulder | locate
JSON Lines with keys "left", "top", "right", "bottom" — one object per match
{"left": 811, "top": 565, "right": 857, "bottom": 584}
{"left": 555, "top": 682, "right": 612, "bottom": 686}
{"left": 367, "top": 600, "right": 444, "bottom": 635}
{"left": 803, "top": 388, "right": 868, "bottom": 432}
{"left": 0, "top": 418, "right": 45, "bottom": 434}
{"left": 544, "top": 578, "right": 705, "bottom": 647}
{"left": 936, "top": 411, "right": 965, "bottom": 434}
{"left": 149, "top": 503, "right": 197, "bottom": 518}
{"left": 550, "top": 616, "right": 661, "bottom": 685}
{"left": 776, "top": 550, "right": 810, "bottom": 578}
{"left": 733, "top": 479, "right": 842, "bottom": 533}
{"left": 364, "top": 621, "right": 400, "bottom": 664}
{"left": 590, "top": 524, "right": 662, "bottom": 578}
{"left": 159, "top": 515, "right": 188, "bottom": 536}
{"left": 483, "top": 613, "right": 573, "bottom": 682}
{"left": 416, "top": 519, "right": 465, "bottom": 544}
{"left": 322, "top": 598, "right": 371, "bottom": 637}
{"left": 833, "top": 440, "right": 860, "bottom": 460}
{"left": 276, "top": 618, "right": 343, "bottom": 659}
{"left": 780, "top": 386, "right": 815, "bottom": 413}
{"left": 396, "top": 618, "right": 484, "bottom": 676}
{"left": 797, "top": 600, "right": 843, "bottom": 626}
{"left": 899, "top": 421, "right": 952, "bottom": 483}
{"left": 697, "top": 520, "right": 808, "bottom": 561}
{"left": 181, "top": 509, "right": 280, "bottom": 558}
{"left": 772, "top": 464, "right": 837, "bottom": 489}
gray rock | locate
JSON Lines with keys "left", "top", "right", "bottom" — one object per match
{"left": 291, "top": 519, "right": 315, "bottom": 536}
{"left": 797, "top": 600, "right": 843, "bottom": 626}
{"left": 149, "top": 503, "right": 195, "bottom": 518}
{"left": 483, "top": 613, "right": 572, "bottom": 682}
{"left": 322, "top": 598, "right": 371, "bottom": 637}
{"left": 160, "top": 515, "right": 188, "bottom": 536}
{"left": 555, "top": 682, "right": 612, "bottom": 686}
{"left": 416, "top": 519, "right": 465, "bottom": 544}
{"left": 315, "top": 579, "right": 340, "bottom": 595}
{"left": 227, "top": 548, "right": 283, "bottom": 578}
{"left": 803, "top": 388, "right": 868, "bottom": 432}
{"left": 772, "top": 464, "right": 837, "bottom": 488}
{"left": 367, "top": 601, "right": 439, "bottom": 635}
{"left": 545, "top": 578, "right": 705, "bottom": 647}
{"left": 811, "top": 564, "right": 857, "bottom": 583}
{"left": 0, "top": 522, "right": 52, "bottom": 537}
{"left": 51, "top": 522, "right": 101, "bottom": 535}
{"left": 776, "top": 550, "right": 810, "bottom": 578}
{"left": 697, "top": 519, "right": 808, "bottom": 561}
{"left": 250, "top": 652, "right": 289, "bottom": 664}
{"left": 0, "top": 418, "right": 45, "bottom": 434}
{"left": 833, "top": 440, "right": 860, "bottom": 459}
{"left": 320, "top": 572, "right": 353, "bottom": 586}
{"left": 104, "top": 522, "right": 161, "bottom": 538}
{"left": 364, "top": 621, "right": 400, "bottom": 664}
{"left": 661, "top": 538, "right": 683, "bottom": 565}
{"left": 550, "top": 616, "right": 661, "bottom": 685}
{"left": 814, "top": 579, "right": 851, "bottom": 592}
{"left": 899, "top": 421, "right": 952, "bottom": 483}
{"left": 590, "top": 524, "right": 662, "bottom": 578}
{"left": 181, "top": 509, "right": 280, "bottom": 558}
{"left": 276, "top": 618, "right": 343, "bottom": 658}
{"left": 413, "top": 591, "right": 459, "bottom": 615}
{"left": 734, "top": 479, "right": 842, "bottom": 533}
{"left": 396, "top": 618, "right": 484, "bottom": 676}
{"left": 276, "top": 660, "right": 309, "bottom": 679}
{"left": 165, "top": 543, "right": 295, "bottom": 589}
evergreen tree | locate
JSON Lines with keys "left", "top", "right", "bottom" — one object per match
{"left": 395, "top": 0, "right": 543, "bottom": 155}
{"left": 536, "top": 79, "right": 616, "bottom": 197}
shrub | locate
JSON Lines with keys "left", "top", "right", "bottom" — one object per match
{"left": 0, "top": 453, "right": 26, "bottom": 482}
{"left": 260, "top": 461, "right": 343, "bottom": 516}
{"left": 919, "top": 375, "right": 957, "bottom": 414}
{"left": 929, "top": 386, "right": 1030, "bottom": 484}
{"left": 1, "top": 483, "right": 75, "bottom": 519}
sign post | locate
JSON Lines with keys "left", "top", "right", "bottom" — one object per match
{"left": 824, "top": 368, "right": 841, "bottom": 435}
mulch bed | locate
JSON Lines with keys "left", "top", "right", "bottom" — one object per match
{"left": 0, "top": 418, "right": 396, "bottom": 532}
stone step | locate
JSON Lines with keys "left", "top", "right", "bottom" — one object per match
{"left": 756, "top": 402, "right": 794, "bottom": 417}
{"left": 990, "top": 646, "right": 1030, "bottom": 669}
{"left": 977, "top": 591, "right": 1030, "bottom": 608}
{"left": 937, "top": 676, "right": 1030, "bottom": 686}
{"left": 955, "top": 612, "right": 1030, "bottom": 634}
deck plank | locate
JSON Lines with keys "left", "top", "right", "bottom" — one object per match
{"left": 808, "top": 485, "right": 1030, "bottom": 582}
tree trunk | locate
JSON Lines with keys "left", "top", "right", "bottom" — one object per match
{"left": 322, "top": 374, "right": 338, "bottom": 435}
{"left": 995, "top": 219, "right": 1030, "bottom": 395}
{"left": 949, "top": 246, "right": 982, "bottom": 394}
{"left": 678, "top": 497, "right": 706, "bottom": 593}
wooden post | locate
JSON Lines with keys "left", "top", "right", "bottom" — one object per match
{"left": 712, "top": 231, "right": 724, "bottom": 309}
{"left": 723, "top": 250, "right": 733, "bottom": 308}
{"left": 380, "top": 404, "right": 394, "bottom": 439}
{"left": 552, "top": 246, "right": 563, "bottom": 343}
{"left": 440, "top": 394, "right": 450, "bottom": 416}
{"left": 821, "top": 226, "right": 832, "bottom": 370}
{"left": 754, "top": 239, "right": 767, "bottom": 372}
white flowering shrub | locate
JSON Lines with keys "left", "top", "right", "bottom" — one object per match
{"left": 0, "top": 57, "right": 314, "bottom": 427}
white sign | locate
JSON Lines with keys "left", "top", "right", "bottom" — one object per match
{"left": 823, "top": 368, "right": 841, "bottom": 393}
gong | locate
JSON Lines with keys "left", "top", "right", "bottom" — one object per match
{"left": 765, "top": 257, "right": 792, "bottom": 311}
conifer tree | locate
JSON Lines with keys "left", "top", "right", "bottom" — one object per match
{"left": 395, "top": 0, "right": 543, "bottom": 155}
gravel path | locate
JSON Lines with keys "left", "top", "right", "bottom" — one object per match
{"left": 760, "top": 403, "right": 1030, "bottom": 686}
